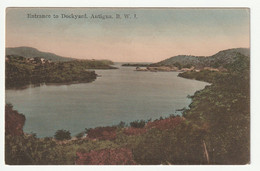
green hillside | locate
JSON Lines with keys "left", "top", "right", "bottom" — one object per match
{"left": 5, "top": 55, "right": 116, "bottom": 89}
{"left": 151, "top": 48, "right": 250, "bottom": 69}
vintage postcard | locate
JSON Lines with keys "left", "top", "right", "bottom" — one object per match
{"left": 4, "top": 7, "right": 250, "bottom": 165}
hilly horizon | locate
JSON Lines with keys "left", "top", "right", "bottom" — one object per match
{"left": 151, "top": 47, "right": 250, "bottom": 68}
{"left": 6, "top": 46, "right": 74, "bottom": 62}
{"left": 6, "top": 46, "right": 250, "bottom": 66}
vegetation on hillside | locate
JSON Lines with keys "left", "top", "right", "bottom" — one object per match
{"left": 54, "top": 130, "right": 72, "bottom": 141}
{"left": 150, "top": 48, "right": 249, "bottom": 69}
{"left": 178, "top": 53, "right": 250, "bottom": 164}
{"left": 5, "top": 104, "right": 25, "bottom": 136}
{"left": 5, "top": 55, "right": 116, "bottom": 89}
{"left": 178, "top": 70, "right": 226, "bottom": 83}
{"left": 129, "top": 120, "right": 146, "bottom": 128}
{"left": 5, "top": 52, "right": 250, "bottom": 165}
{"left": 122, "top": 63, "right": 150, "bottom": 67}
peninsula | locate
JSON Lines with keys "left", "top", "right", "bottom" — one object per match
{"left": 5, "top": 47, "right": 116, "bottom": 89}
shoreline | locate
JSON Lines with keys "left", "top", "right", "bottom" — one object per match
{"left": 5, "top": 79, "right": 97, "bottom": 90}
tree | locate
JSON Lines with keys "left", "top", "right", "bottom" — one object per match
{"left": 54, "top": 129, "right": 71, "bottom": 141}
{"left": 117, "top": 121, "right": 127, "bottom": 128}
{"left": 130, "top": 120, "right": 146, "bottom": 128}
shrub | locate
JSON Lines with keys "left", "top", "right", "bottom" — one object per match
{"left": 76, "top": 148, "right": 136, "bottom": 165}
{"left": 123, "top": 127, "right": 147, "bottom": 136}
{"left": 87, "top": 126, "right": 117, "bottom": 140}
{"left": 117, "top": 121, "right": 127, "bottom": 128}
{"left": 76, "top": 132, "right": 85, "bottom": 139}
{"left": 130, "top": 120, "right": 146, "bottom": 128}
{"left": 54, "top": 129, "right": 71, "bottom": 141}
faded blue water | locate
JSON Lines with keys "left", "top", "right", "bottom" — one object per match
{"left": 5, "top": 64, "right": 209, "bottom": 137}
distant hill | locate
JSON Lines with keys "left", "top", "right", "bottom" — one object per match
{"left": 151, "top": 48, "right": 250, "bottom": 68}
{"left": 206, "top": 48, "right": 250, "bottom": 68}
{"left": 151, "top": 55, "right": 206, "bottom": 68}
{"left": 6, "top": 47, "right": 74, "bottom": 61}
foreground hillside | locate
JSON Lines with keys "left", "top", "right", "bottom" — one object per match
{"left": 5, "top": 55, "right": 116, "bottom": 89}
{"left": 5, "top": 51, "right": 250, "bottom": 164}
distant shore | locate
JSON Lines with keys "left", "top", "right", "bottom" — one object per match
{"left": 121, "top": 63, "right": 150, "bottom": 67}
{"left": 5, "top": 55, "right": 116, "bottom": 90}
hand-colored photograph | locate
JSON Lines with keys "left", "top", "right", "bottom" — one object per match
{"left": 5, "top": 8, "right": 250, "bottom": 165}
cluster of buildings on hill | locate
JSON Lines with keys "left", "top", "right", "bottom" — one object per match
{"left": 6, "top": 56, "right": 52, "bottom": 65}
{"left": 27, "top": 57, "right": 52, "bottom": 64}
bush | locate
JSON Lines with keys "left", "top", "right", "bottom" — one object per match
{"left": 133, "top": 123, "right": 207, "bottom": 165}
{"left": 117, "top": 121, "right": 127, "bottom": 128}
{"left": 76, "top": 132, "right": 85, "bottom": 139}
{"left": 130, "top": 120, "right": 146, "bottom": 128}
{"left": 54, "top": 129, "right": 71, "bottom": 141}
{"left": 86, "top": 126, "right": 117, "bottom": 140}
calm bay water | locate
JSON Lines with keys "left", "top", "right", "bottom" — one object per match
{"left": 5, "top": 64, "right": 209, "bottom": 137}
